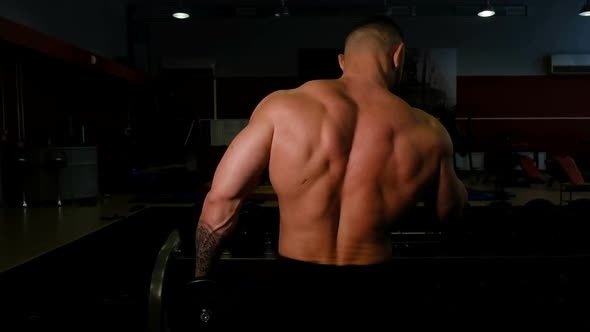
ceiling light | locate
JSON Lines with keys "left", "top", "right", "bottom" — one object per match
{"left": 173, "top": 12, "right": 190, "bottom": 19}
{"left": 478, "top": 0, "right": 495, "bottom": 17}
{"left": 580, "top": 0, "right": 590, "bottom": 16}
{"left": 173, "top": 0, "right": 189, "bottom": 19}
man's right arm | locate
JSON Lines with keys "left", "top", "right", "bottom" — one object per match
{"left": 433, "top": 127, "right": 468, "bottom": 221}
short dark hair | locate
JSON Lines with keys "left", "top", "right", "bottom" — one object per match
{"left": 344, "top": 15, "right": 404, "bottom": 51}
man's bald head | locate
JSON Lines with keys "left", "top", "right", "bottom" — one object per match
{"left": 339, "top": 15, "right": 406, "bottom": 89}
{"left": 344, "top": 15, "right": 404, "bottom": 55}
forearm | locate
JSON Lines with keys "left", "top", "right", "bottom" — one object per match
{"left": 195, "top": 222, "right": 223, "bottom": 278}
{"left": 195, "top": 195, "right": 241, "bottom": 278}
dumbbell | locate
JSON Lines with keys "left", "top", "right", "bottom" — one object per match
{"left": 179, "top": 279, "right": 223, "bottom": 331}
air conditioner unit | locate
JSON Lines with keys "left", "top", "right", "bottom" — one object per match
{"left": 550, "top": 54, "right": 590, "bottom": 75}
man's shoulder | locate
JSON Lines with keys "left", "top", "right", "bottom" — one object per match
{"left": 251, "top": 87, "right": 311, "bottom": 121}
{"left": 411, "top": 107, "right": 446, "bottom": 133}
{"left": 257, "top": 81, "right": 332, "bottom": 111}
{"left": 255, "top": 89, "right": 298, "bottom": 109}
{"left": 265, "top": 79, "right": 335, "bottom": 97}
{"left": 298, "top": 79, "right": 344, "bottom": 95}
{"left": 409, "top": 107, "right": 453, "bottom": 151}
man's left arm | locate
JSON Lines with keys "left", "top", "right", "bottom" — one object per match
{"left": 195, "top": 94, "right": 277, "bottom": 278}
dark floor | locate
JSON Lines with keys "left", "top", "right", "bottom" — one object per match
{"left": 0, "top": 206, "right": 197, "bottom": 332}
{"left": 2, "top": 200, "right": 590, "bottom": 331}
{"left": 166, "top": 201, "right": 590, "bottom": 331}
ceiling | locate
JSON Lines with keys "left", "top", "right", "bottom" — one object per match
{"left": 129, "top": 0, "right": 530, "bottom": 20}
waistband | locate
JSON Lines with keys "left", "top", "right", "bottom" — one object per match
{"left": 274, "top": 255, "right": 393, "bottom": 284}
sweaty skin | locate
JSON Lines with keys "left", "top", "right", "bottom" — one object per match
{"left": 195, "top": 77, "right": 467, "bottom": 277}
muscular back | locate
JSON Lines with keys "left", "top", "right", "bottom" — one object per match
{"left": 268, "top": 80, "right": 462, "bottom": 265}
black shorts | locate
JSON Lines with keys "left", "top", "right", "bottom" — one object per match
{"left": 180, "top": 256, "right": 423, "bottom": 331}
{"left": 273, "top": 254, "right": 394, "bottom": 288}
{"left": 265, "top": 256, "right": 401, "bottom": 329}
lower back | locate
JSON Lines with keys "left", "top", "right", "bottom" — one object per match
{"left": 275, "top": 181, "right": 418, "bottom": 265}
{"left": 277, "top": 217, "right": 393, "bottom": 265}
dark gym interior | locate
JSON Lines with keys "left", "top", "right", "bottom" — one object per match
{"left": 1, "top": 0, "right": 590, "bottom": 331}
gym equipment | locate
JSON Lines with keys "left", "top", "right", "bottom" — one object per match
{"left": 147, "top": 198, "right": 590, "bottom": 331}
{"left": 148, "top": 230, "right": 181, "bottom": 332}
{"left": 178, "top": 279, "right": 227, "bottom": 331}
{"left": 523, "top": 198, "right": 554, "bottom": 209}
{"left": 16, "top": 148, "right": 31, "bottom": 207}
{"left": 520, "top": 155, "right": 547, "bottom": 184}
{"left": 553, "top": 155, "right": 590, "bottom": 204}
{"left": 48, "top": 150, "right": 67, "bottom": 206}
{"left": 148, "top": 228, "right": 269, "bottom": 332}
{"left": 568, "top": 198, "right": 590, "bottom": 208}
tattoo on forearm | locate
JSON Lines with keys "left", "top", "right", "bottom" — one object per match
{"left": 195, "top": 222, "right": 223, "bottom": 278}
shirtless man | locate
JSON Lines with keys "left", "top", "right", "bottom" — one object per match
{"left": 193, "top": 15, "right": 467, "bottom": 327}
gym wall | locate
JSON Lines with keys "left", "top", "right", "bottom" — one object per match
{"left": 0, "top": 22, "right": 148, "bottom": 195}
{"left": 457, "top": 76, "right": 590, "bottom": 154}
{"left": 149, "top": 1, "right": 590, "bottom": 77}
{"left": 148, "top": 0, "right": 590, "bottom": 175}
{"left": 0, "top": 0, "right": 128, "bottom": 60}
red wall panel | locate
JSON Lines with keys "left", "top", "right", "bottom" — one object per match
{"left": 457, "top": 76, "right": 590, "bottom": 153}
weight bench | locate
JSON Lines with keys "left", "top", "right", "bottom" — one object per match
{"left": 555, "top": 156, "right": 590, "bottom": 205}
